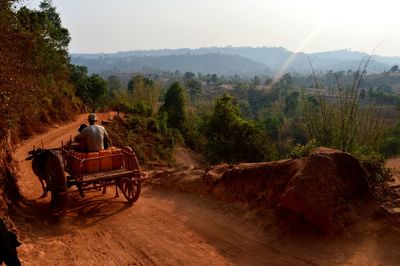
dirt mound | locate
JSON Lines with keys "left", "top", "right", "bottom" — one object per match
{"left": 148, "top": 147, "right": 374, "bottom": 233}
{"left": 203, "top": 148, "right": 373, "bottom": 233}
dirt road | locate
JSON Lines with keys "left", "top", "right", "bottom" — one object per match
{"left": 11, "top": 113, "right": 400, "bottom": 265}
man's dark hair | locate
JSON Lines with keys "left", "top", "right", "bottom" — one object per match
{"left": 78, "top": 124, "right": 87, "bottom": 133}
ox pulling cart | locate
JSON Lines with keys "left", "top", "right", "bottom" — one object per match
{"left": 26, "top": 143, "right": 145, "bottom": 214}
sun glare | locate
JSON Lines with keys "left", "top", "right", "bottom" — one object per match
{"left": 273, "top": 21, "right": 326, "bottom": 83}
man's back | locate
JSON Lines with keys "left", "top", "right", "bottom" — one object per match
{"left": 78, "top": 125, "right": 108, "bottom": 152}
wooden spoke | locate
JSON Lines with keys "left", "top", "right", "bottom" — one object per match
{"left": 118, "top": 178, "right": 141, "bottom": 204}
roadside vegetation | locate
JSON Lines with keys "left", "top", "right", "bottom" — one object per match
{"left": 2, "top": 0, "right": 400, "bottom": 175}
{"left": 0, "top": 0, "right": 82, "bottom": 209}
{"left": 1, "top": 0, "right": 83, "bottom": 141}
{"left": 102, "top": 67, "right": 400, "bottom": 176}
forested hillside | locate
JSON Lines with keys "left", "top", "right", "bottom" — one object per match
{"left": 71, "top": 46, "right": 396, "bottom": 75}
{"left": 72, "top": 53, "right": 269, "bottom": 76}
{"left": 0, "top": 0, "right": 86, "bottom": 225}
{"left": 0, "top": 0, "right": 81, "bottom": 142}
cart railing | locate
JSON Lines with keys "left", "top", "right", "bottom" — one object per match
{"left": 61, "top": 146, "right": 141, "bottom": 182}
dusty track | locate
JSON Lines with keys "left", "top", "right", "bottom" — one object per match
{"left": 11, "top": 113, "right": 400, "bottom": 265}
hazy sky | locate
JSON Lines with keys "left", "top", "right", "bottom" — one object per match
{"left": 26, "top": 0, "right": 400, "bottom": 56}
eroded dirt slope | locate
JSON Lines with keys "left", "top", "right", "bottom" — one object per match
{"left": 11, "top": 113, "right": 400, "bottom": 265}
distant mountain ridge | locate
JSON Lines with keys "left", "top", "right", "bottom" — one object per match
{"left": 71, "top": 46, "right": 400, "bottom": 76}
{"left": 71, "top": 53, "right": 269, "bottom": 76}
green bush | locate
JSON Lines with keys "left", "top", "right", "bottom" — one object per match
{"left": 379, "top": 123, "right": 400, "bottom": 157}
{"left": 379, "top": 136, "right": 400, "bottom": 157}
{"left": 351, "top": 147, "right": 390, "bottom": 182}
{"left": 131, "top": 101, "right": 152, "bottom": 117}
{"left": 107, "top": 113, "right": 181, "bottom": 164}
{"left": 125, "top": 115, "right": 147, "bottom": 132}
{"left": 290, "top": 139, "right": 317, "bottom": 158}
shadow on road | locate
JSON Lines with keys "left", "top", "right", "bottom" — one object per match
{"left": 14, "top": 189, "right": 134, "bottom": 237}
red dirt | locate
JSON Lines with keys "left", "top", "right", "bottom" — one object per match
{"left": 154, "top": 148, "right": 373, "bottom": 233}
{"left": 10, "top": 114, "right": 400, "bottom": 265}
{"left": 385, "top": 157, "right": 400, "bottom": 188}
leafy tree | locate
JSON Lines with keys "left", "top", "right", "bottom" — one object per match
{"left": 211, "top": 74, "right": 218, "bottom": 83}
{"left": 158, "top": 82, "right": 189, "bottom": 134}
{"left": 185, "top": 78, "right": 202, "bottom": 105}
{"left": 284, "top": 91, "right": 299, "bottom": 116}
{"left": 17, "top": 0, "right": 71, "bottom": 76}
{"left": 127, "top": 74, "right": 159, "bottom": 112}
{"left": 260, "top": 112, "right": 283, "bottom": 141}
{"left": 128, "top": 75, "right": 154, "bottom": 94}
{"left": 183, "top": 72, "right": 195, "bottom": 81}
{"left": 70, "top": 64, "right": 90, "bottom": 103}
{"left": 202, "top": 94, "right": 266, "bottom": 163}
{"left": 379, "top": 122, "right": 400, "bottom": 156}
{"left": 390, "top": 65, "right": 399, "bottom": 73}
{"left": 376, "top": 84, "right": 394, "bottom": 94}
{"left": 253, "top": 75, "right": 261, "bottom": 86}
{"left": 247, "top": 88, "right": 278, "bottom": 116}
{"left": 69, "top": 65, "right": 108, "bottom": 109}
{"left": 128, "top": 75, "right": 144, "bottom": 93}
{"left": 238, "top": 100, "right": 253, "bottom": 119}
{"left": 87, "top": 74, "right": 108, "bottom": 108}
{"left": 108, "top": 75, "right": 122, "bottom": 98}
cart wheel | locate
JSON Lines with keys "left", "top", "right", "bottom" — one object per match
{"left": 118, "top": 178, "right": 141, "bottom": 204}
{"left": 44, "top": 151, "right": 68, "bottom": 215}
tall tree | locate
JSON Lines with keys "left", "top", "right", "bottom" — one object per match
{"left": 108, "top": 75, "right": 122, "bottom": 98}
{"left": 211, "top": 74, "right": 218, "bottom": 84}
{"left": 183, "top": 72, "right": 195, "bottom": 81}
{"left": 158, "top": 82, "right": 188, "bottom": 134}
{"left": 284, "top": 91, "right": 299, "bottom": 116}
{"left": 202, "top": 94, "right": 265, "bottom": 163}
{"left": 87, "top": 74, "right": 108, "bottom": 108}
{"left": 128, "top": 75, "right": 144, "bottom": 94}
{"left": 70, "top": 64, "right": 90, "bottom": 103}
{"left": 184, "top": 78, "right": 202, "bottom": 105}
{"left": 253, "top": 75, "right": 261, "bottom": 86}
{"left": 390, "top": 65, "right": 399, "bottom": 73}
{"left": 127, "top": 74, "right": 159, "bottom": 112}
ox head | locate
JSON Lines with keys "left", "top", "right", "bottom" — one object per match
{"left": 25, "top": 148, "right": 45, "bottom": 161}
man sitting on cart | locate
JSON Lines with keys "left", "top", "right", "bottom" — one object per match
{"left": 74, "top": 113, "right": 110, "bottom": 152}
